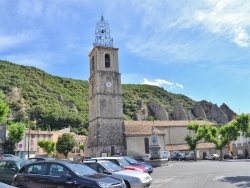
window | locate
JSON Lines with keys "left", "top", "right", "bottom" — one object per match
{"left": 0, "top": 161, "right": 6, "bottom": 171}
{"left": 105, "top": 54, "right": 110, "bottom": 68}
{"left": 5, "top": 162, "right": 17, "bottom": 171}
{"left": 144, "top": 137, "right": 149, "bottom": 154}
{"left": 49, "top": 164, "right": 69, "bottom": 176}
{"left": 28, "top": 164, "right": 47, "bottom": 175}
{"left": 111, "top": 145, "right": 115, "bottom": 156}
{"left": 92, "top": 56, "right": 95, "bottom": 70}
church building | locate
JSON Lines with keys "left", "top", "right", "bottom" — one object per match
{"left": 86, "top": 16, "right": 222, "bottom": 159}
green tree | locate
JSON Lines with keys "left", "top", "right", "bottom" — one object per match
{"left": 38, "top": 140, "right": 56, "bottom": 157}
{"left": 234, "top": 113, "right": 250, "bottom": 155}
{"left": 216, "top": 123, "right": 240, "bottom": 159}
{"left": 202, "top": 123, "right": 240, "bottom": 160}
{"left": 7, "top": 122, "right": 26, "bottom": 155}
{"left": 0, "top": 90, "right": 9, "bottom": 123}
{"left": 79, "top": 128, "right": 88, "bottom": 136}
{"left": 2, "top": 138, "right": 15, "bottom": 154}
{"left": 184, "top": 123, "right": 203, "bottom": 161}
{"left": 56, "top": 133, "right": 76, "bottom": 159}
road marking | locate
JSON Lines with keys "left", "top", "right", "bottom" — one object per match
{"left": 151, "top": 177, "right": 176, "bottom": 188}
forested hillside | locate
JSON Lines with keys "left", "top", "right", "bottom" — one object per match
{"left": 0, "top": 60, "right": 235, "bottom": 135}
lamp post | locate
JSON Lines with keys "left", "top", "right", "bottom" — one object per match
{"left": 27, "top": 127, "right": 30, "bottom": 159}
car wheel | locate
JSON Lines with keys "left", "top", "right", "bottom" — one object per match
{"left": 124, "top": 180, "right": 131, "bottom": 188}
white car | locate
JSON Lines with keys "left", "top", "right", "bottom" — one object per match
{"left": 84, "top": 160, "right": 153, "bottom": 188}
{"left": 205, "top": 154, "right": 219, "bottom": 160}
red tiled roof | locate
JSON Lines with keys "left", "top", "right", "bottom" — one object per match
{"left": 124, "top": 120, "right": 214, "bottom": 127}
{"left": 124, "top": 120, "right": 214, "bottom": 136}
{"left": 166, "top": 142, "right": 216, "bottom": 151}
{"left": 124, "top": 122, "right": 164, "bottom": 136}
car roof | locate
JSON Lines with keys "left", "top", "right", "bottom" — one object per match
{"left": 24, "top": 160, "right": 83, "bottom": 165}
{"left": 29, "top": 157, "right": 56, "bottom": 159}
{"left": 1, "top": 158, "right": 26, "bottom": 162}
{"left": 92, "top": 157, "right": 123, "bottom": 160}
{"left": 84, "top": 160, "right": 109, "bottom": 163}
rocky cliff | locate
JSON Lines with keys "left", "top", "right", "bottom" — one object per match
{"left": 135, "top": 100, "right": 236, "bottom": 124}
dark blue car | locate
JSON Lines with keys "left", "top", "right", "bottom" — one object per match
{"left": 122, "top": 156, "right": 153, "bottom": 174}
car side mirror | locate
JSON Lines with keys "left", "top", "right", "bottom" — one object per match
{"left": 61, "top": 174, "right": 71, "bottom": 180}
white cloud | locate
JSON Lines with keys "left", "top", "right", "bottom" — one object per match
{"left": 176, "top": 83, "right": 184, "bottom": 89}
{"left": 0, "top": 32, "right": 36, "bottom": 51}
{"left": 173, "top": 0, "right": 250, "bottom": 47}
{"left": 142, "top": 78, "right": 173, "bottom": 87}
{"left": 123, "top": 0, "right": 250, "bottom": 65}
{"left": 142, "top": 78, "right": 184, "bottom": 90}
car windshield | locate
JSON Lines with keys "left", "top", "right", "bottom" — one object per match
{"left": 124, "top": 156, "right": 138, "bottom": 164}
{"left": 101, "top": 161, "right": 123, "bottom": 172}
{"left": 65, "top": 163, "right": 97, "bottom": 176}
{"left": 117, "top": 158, "right": 131, "bottom": 166}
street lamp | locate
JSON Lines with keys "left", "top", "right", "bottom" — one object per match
{"left": 27, "top": 127, "right": 30, "bottom": 159}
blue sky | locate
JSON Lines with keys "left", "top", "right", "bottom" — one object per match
{"left": 1, "top": 0, "right": 250, "bottom": 114}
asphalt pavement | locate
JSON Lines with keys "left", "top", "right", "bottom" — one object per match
{"left": 150, "top": 159, "right": 250, "bottom": 188}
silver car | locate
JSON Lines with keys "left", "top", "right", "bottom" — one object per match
{"left": 84, "top": 160, "right": 153, "bottom": 188}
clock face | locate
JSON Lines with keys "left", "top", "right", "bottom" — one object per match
{"left": 106, "top": 81, "right": 112, "bottom": 87}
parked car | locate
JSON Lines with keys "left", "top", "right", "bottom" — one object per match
{"left": 128, "top": 156, "right": 150, "bottom": 163}
{"left": 205, "top": 154, "right": 219, "bottom": 160}
{"left": 84, "top": 160, "right": 153, "bottom": 188}
{"left": 170, "top": 153, "right": 186, "bottom": 161}
{"left": 92, "top": 157, "right": 146, "bottom": 172}
{"left": 187, "top": 152, "right": 195, "bottom": 160}
{"left": 0, "top": 158, "right": 31, "bottom": 185}
{"left": 2, "top": 154, "right": 16, "bottom": 158}
{"left": 223, "top": 153, "right": 233, "bottom": 159}
{"left": 122, "top": 156, "right": 153, "bottom": 174}
{"left": 12, "top": 160, "right": 126, "bottom": 188}
{"left": 29, "top": 157, "right": 57, "bottom": 162}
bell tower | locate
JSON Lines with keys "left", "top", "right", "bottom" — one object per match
{"left": 87, "top": 15, "right": 125, "bottom": 157}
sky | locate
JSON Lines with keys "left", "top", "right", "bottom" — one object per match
{"left": 0, "top": 0, "right": 250, "bottom": 114}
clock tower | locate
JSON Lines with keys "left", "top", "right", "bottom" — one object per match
{"left": 87, "top": 16, "right": 125, "bottom": 157}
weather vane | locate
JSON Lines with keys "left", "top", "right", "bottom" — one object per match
{"left": 93, "top": 15, "right": 113, "bottom": 47}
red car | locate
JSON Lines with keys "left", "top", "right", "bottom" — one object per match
{"left": 92, "top": 157, "right": 147, "bottom": 173}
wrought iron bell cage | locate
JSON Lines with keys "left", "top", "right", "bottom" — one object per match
{"left": 93, "top": 16, "right": 113, "bottom": 47}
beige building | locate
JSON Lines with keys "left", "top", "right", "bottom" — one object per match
{"left": 17, "top": 128, "right": 86, "bottom": 159}
{"left": 123, "top": 120, "right": 224, "bottom": 159}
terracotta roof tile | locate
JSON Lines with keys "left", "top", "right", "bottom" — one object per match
{"left": 166, "top": 142, "right": 216, "bottom": 151}
{"left": 124, "top": 120, "right": 214, "bottom": 127}
{"left": 124, "top": 121, "right": 164, "bottom": 136}
{"left": 124, "top": 120, "right": 214, "bottom": 136}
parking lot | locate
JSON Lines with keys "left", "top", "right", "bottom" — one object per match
{"left": 150, "top": 159, "right": 250, "bottom": 188}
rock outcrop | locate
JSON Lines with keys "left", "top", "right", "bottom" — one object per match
{"left": 58, "top": 95, "right": 78, "bottom": 113}
{"left": 199, "top": 100, "right": 228, "bottom": 124}
{"left": 5, "top": 87, "right": 27, "bottom": 121}
{"left": 192, "top": 103, "right": 207, "bottom": 119}
{"left": 135, "top": 102, "right": 149, "bottom": 120}
{"left": 147, "top": 101, "right": 169, "bottom": 120}
{"left": 171, "top": 102, "right": 188, "bottom": 120}
{"left": 134, "top": 100, "right": 236, "bottom": 124}
{"left": 220, "top": 103, "right": 237, "bottom": 121}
